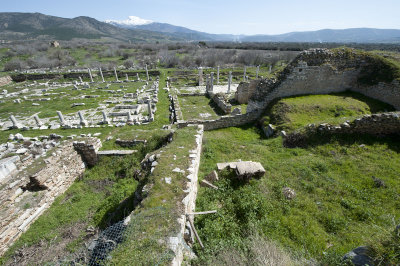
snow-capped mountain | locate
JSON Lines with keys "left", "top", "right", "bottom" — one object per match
{"left": 105, "top": 16, "right": 153, "bottom": 26}
{"left": 105, "top": 16, "right": 237, "bottom": 41}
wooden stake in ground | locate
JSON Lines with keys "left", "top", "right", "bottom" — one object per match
{"left": 186, "top": 210, "right": 216, "bottom": 249}
{"left": 187, "top": 215, "right": 204, "bottom": 249}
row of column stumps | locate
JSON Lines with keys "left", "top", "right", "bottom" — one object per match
{"left": 199, "top": 65, "right": 266, "bottom": 88}
{"left": 8, "top": 103, "right": 153, "bottom": 129}
{"left": 87, "top": 67, "right": 150, "bottom": 84}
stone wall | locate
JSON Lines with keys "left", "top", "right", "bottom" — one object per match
{"left": 247, "top": 49, "right": 400, "bottom": 113}
{"left": 310, "top": 112, "right": 400, "bottom": 135}
{"left": 73, "top": 138, "right": 102, "bottom": 167}
{"left": 178, "top": 93, "right": 207, "bottom": 97}
{"left": 178, "top": 111, "right": 261, "bottom": 131}
{"left": 352, "top": 80, "right": 400, "bottom": 110}
{"left": 235, "top": 80, "right": 259, "bottom": 104}
{"left": 11, "top": 71, "right": 161, "bottom": 82}
{"left": 0, "top": 141, "right": 86, "bottom": 256}
{"left": 212, "top": 94, "right": 232, "bottom": 114}
{"left": 170, "top": 93, "right": 183, "bottom": 123}
{"left": 284, "top": 112, "right": 400, "bottom": 147}
{"left": 170, "top": 125, "right": 203, "bottom": 265}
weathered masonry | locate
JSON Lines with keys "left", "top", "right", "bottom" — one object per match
{"left": 244, "top": 48, "right": 400, "bottom": 113}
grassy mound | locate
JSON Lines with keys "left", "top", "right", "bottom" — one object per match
{"left": 261, "top": 92, "right": 394, "bottom": 133}
{"left": 194, "top": 124, "right": 400, "bottom": 264}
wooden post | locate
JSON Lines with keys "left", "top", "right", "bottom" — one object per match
{"left": 187, "top": 215, "right": 204, "bottom": 249}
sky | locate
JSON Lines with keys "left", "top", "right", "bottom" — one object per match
{"left": 2, "top": 0, "right": 400, "bottom": 35}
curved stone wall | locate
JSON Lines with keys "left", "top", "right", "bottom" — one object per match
{"left": 247, "top": 48, "right": 400, "bottom": 113}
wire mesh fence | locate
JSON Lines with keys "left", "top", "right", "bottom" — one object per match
{"left": 88, "top": 220, "right": 127, "bottom": 266}
{"left": 86, "top": 206, "right": 175, "bottom": 266}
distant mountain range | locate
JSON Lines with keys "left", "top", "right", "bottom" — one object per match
{"left": 1, "top": 12, "right": 400, "bottom": 43}
{"left": 0, "top": 12, "right": 182, "bottom": 42}
{"left": 107, "top": 16, "right": 400, "bottom": 43}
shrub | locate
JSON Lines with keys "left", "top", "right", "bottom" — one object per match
{"left": 4, "top": 58, "right": 27, "bottom": 71}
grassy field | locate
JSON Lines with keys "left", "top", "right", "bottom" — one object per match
{"left": 193, "top": 93, "right": 400, "bottom": 265}
{"left": 195, "top": 126, "right": 400, "bottom": 265}
{"left": 0, "top": 80, "right": 145, "bottom": 120}
{"left": 179, "top": 96, "right": 222, "bottom": 121}
{"left": 262, "top": 92, "right": 395, "bottom": 132}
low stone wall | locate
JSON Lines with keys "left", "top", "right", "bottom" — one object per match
{"left": 115, "top": 139, "right": 147, "bottom": 147}
{"left": 171, "top": 93, "right": 184, "bottom": 122}
{"left": 170, "top": 125, "right": 204, "bottom": 265}
{"left": 11, "top": 73, "right": 63, "bottom": 82}
{"left": 73, "top": 138, "right": 102, "bottom": 167}
{"left": 212, "top": 94, "right": 232, "bottom": 114}
{"left": 178, "top": 111, "right": 261, "bottom": 131}
{"left": 284, "top": 112, "right": 400, "bottom": 147}
{"left": 0, "top": 141, "right": 86, "bottom": 256}
{"left": 178, "top": 93, "right": 207, "bottom": 97}
{"left": 11, "top": 70, "right": 161, "bottom": 82}
{"left": 312, "top": 112, "right": 400, "bottom": 135}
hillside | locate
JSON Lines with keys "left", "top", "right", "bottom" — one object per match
{"left": 107, "top": 16, "right": 400, "bottom": 43}
{"left": 0, "top": 12, "right": 183, "bottom": 42}
{"left": 241, "top": 28, "right": 400, "bottom": 43}
{"left": 1, "top": 12, "right": 400, "bottom": 43}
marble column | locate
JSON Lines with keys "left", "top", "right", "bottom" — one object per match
{"left": 145, "top": 64, "right": 149, "bottom": 81}
{"left": 198, "top": 67, "right": 204, "bottom": 86}
{"left": 148, "top": 102, "right": 154, "bottom": 121}
{"left": 33, "top": 114, "right": 43, "bottom": 127}
{"left": 99, "top": 67, "right": 105, "bottom": 83}
{"left": 210, "top": 72, "right": 214, "bottom": 92}
{"left": 102, "top": 111, "right": 110, "bottom": 124}
{"left": 228, "top": 71, "right": 232, "bottom": 93}
{"left": 114, "top": 67, "right": 119, "bottom": 82}
{"left": 88, "top": 68, "right": 94, "bottom": 82}
{"left": 217, "top": 66, "right": 220, "bottom": 84}
{"left": 78, "top": 111, "right": 88, "bottom": 126}
{"left": 56, "top": 111, "right": 65, "bottom": 125}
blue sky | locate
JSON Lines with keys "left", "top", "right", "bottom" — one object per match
{"left": 2, "top": 0, "right": 400, "bottom": 35}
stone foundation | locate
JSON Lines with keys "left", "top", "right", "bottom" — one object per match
{"left": 0, "top": 141, "right": 86, "bottom": 256}
{"left": 170, "top": 125, "right": 204, "bottom": 266}
{"left": 312, "top": 112, "right": 400, "bottom": 135}
{"left": 73, "top": 138, "right": 102, "bottom": 167}
{"left": 284, "top": 112, "right": 400, "bottom": 147}
{"left": 178, "top": 111, "right": 261, "bottom": 131}
{"left": 212, "top": 94, "right": 232, "bottom": 114}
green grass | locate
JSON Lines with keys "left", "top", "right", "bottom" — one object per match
{"left": 110, "top": 126, "right": 199, "bottom": 265}
{"left": 262, "top": 92, "right": 394, "bottom": 132}
{"left": 194, "top": 125, "right": 400, "bottom": 264}
{"left": 179, "top": 96, "right": 221, "bottom": 121}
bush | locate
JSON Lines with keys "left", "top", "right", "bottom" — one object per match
{"left": 4, "top": 58, "right": 27, "bottom": 71}
{"left": 123, "top": 59, "right": 134, "bottom": 69}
